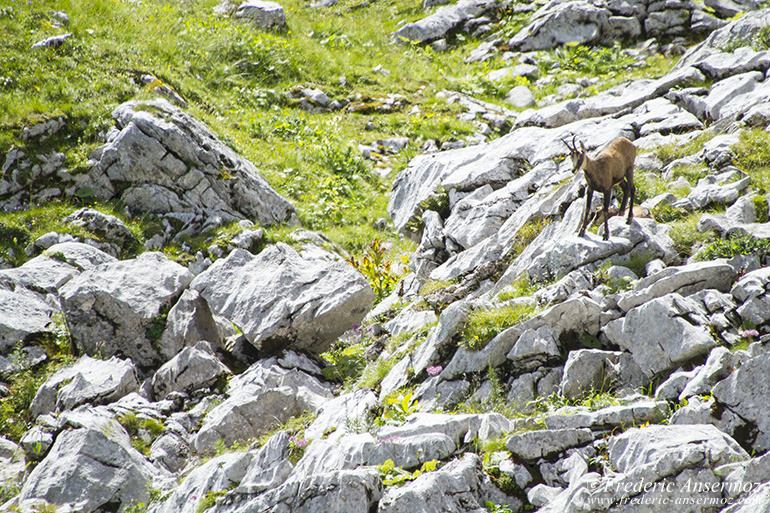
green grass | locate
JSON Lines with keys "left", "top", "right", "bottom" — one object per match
{"left": 117, "top": 412, "right": 166, "bottom": 455}
{"left": 695, "top": 232, "right": 770, "bottom": 261}
{"left": 460, "top": 304, "right": 536, "bottom": 351}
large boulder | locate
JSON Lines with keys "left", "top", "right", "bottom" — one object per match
{"left": 193, "top": 359, "right": 333, "bottom": 454}
{"left": 393, "top": 0, "right": 496, "bottom": 44}
{"left": 233, "top": 0, "right": 288, "bottom": 31}
{"left": 60, "top": 252, "right": 193, "bottom": 368}
{"left": 190, "top": 244, "right": 374, "bottom": 355}
{"left": 713, "top": 353, "right": 770, "bottom": 453}
{"left": 208, "top": 468, "right": 383, "bottom": 513}
{"left": 604, "top": 293, "right": 718, "bottom": 379}
{"left": 85, "top": 99, "right": 294, "bottom": 230}
{"left": 617, "top": 260, "right": 737, "bottom": 311}
{"left": 378, "top": 453, "right": 519, "bottom": 513}
{"left": 30, "top": 355, "right": 140, "bottom": 418}
{"left": 508, "top": 1, "right": 613, "bottom": 51}
{"left": 62, "top": 208, "right": 137, "bottom": 255}
{"left": 18, "top": 422, "right": 170, "bottom": 512}
{"left": 0, "top": 287, "right": 59, "bottom": 355}
{"left": 156, "top": 452, "right": 253, "bottom": 513}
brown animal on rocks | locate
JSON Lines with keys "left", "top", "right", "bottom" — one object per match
{"left": 563, "top": 135, "right": 637, "bottom": 241}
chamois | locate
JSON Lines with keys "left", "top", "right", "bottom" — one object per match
{"left": 563, "top": 135, "right": 637, "bottom": 241}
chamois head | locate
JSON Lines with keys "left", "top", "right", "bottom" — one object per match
{"left": 562, "top": 135, "right": 588, "bottom": 174}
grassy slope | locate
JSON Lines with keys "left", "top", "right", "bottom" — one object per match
{"left": 0, "top": 0, "right": 683, "bottom": 264}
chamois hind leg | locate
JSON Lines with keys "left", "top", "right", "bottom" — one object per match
{"left": 579, "top": 188, "right": 594, "bottom": 237}
{"left": 602, "top": 190, "right": 612, "bottom": 241}
{"left": 626, "top": 181, "right": 636, "bottom": 225}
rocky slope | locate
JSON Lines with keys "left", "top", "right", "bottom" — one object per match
{"left": 4, "top": 1, "right": 770, "bottom": 513}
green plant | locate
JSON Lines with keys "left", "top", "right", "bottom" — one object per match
{"left": 696, "top": 232, "right": 770, "bottom": 261}
{"left": 321, "top": 342, "right": 368, "bottom": 382}
{"left": 485, "top": 501, "right": 514, "bottom": 513}
{"left": 347, "top": 239, "right": 401, "bottom": 301}
{"left": 550, "top": 42, "right": 636, "bottom": 76}
{"left": 753, "top": 194, "right": 769, "bottom": 223}
{"left": 383, "top": 389, "right": 420, "bottom": 422}
{"left": 117, "top": 412, "right": 165, "bottom": 456}
{"left": 145, "top": 305, "right": 170, "bottom": 344}
{"left": 377, "top": 458, "right": 439, "bottom": 486}
{"left": 496, "top": 276, "right": 540, "bottom": 302}
{"left": 461, "top": 304, "right": 536, "bottom": 351}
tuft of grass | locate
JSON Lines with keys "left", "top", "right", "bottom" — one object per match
{"left": 667, "top": 213, "right": 712, "bottom": 258}
{"left": 117, "top": 412, "right": 165, "bottom": 455}
{"left": 460, "top": 304, "right": 536, "bottom": 351}
{"left": 496, "top": 275, "right": 540, "bottom": 302}
{"left": 753, "top": 194, "right": 769, "bottom": 223}
{"left": 653, "top": 131, "right": 715, "bottom": 165}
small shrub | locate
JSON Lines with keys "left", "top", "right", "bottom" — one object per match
{"left": 461, "top": 304, "right": 536, "bottom": 351}
{"left": 347, "top": 239, "right": 401, "bottom": 301}
{"left": 117, "top": 412, "right": 165, "bottom": 455}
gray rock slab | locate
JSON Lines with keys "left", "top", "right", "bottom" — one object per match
{"left": 152, "top": 344, "right": 230, "bottom": 400}
{"left": 543, "top": 399, "right": 670, "bottom": 430}
{"left": 156, "top": 452, "right": 252, "bottom": 513}
{"left": 305, "top": 389, "right": 378, "bottom": 440}
{"left": 378, "top": 453, "right": 519, "bottom": 513}
{"left": 30, "top": 355, "right": 140, "bottom": 418}
{"left": 377, "top": 412, "right": 510, "bottom": 447}
{"left": 19, "top": 426, "right": 170, "bottom": 512}
{"left": 713, "top": 352, "right": 770, "bottom": 453}
{"left": 209, "top": 467, "right": 383, "bottom": 513}
{"left": 60, "top": 252, "right": 193, "bottom": 368}
{"left": 393, "top": 0, "right": 496, "bottom": 44}
{"left": 508, "top": 1, "right": 612, "bottom": 51}
{"left": 0, "top": 288, "right": 58, "bottom": 356}
{"left": 617, "top": 260, "right": 737, "bottom": 311}
{"left": 604, "top": 293, "right": 718, "bottom": 378}
{"left": 507, "top": 428, "right": 594, "bottom": 461}
{"left": 191, "top": 244, "right": 374, "bottom": 355}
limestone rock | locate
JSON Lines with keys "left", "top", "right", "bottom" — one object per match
{"left": 508, "top": 1, "right": 612, "bottom": 52}
{"left": 234, "top": 0, "right": 287, "bottom": 31}
{"left": 0, "top": 288, "right": 58, "bottom": 356}
{"left": 393, "top": 0, "right": 496, "bottom": 44}
{"left": 191, "top": 244, "right": 373, "bottom": 355}
{"left": 507, "top": 428, "right": 593, "bottom": 461}
{"left": 30, "top": 356, "right": 140, "bottom": 418}
{"left": 86, "top": 99, "right": 294, "bottom": 230}
{"left": 604, "top": 293, "right": 717, "bottom": 378}
{"left": 19, "top": 425, "right": 170, "bottom": 512}
{"left": 152, "top": 344, "right": 230, "bottom": 400}
{"left": 156, "top": 452, "right": 252, "bottom": 513}
{"left": 378, "top": 453, "right": 519, "bottom": 513}
{"left": 60, "top": 252, "right": 193, "bottom": 368}
{"left": 713, "top": 352, "right": 770, "bottom": 452}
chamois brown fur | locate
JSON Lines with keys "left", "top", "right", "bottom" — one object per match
{"left": 563, "top": 136, "right": 637, "bottom": 241}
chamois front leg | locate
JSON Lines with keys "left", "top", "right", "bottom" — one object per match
{"left": 578, "top": 188, "right": 594, "bottom": 237}
{"left": 602, "top": 190, "right": 612, "bottom": 241}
